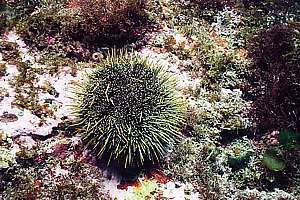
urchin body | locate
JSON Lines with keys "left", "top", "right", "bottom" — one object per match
{"left": 72, "top": 53, "right": 185, "bottom": 171}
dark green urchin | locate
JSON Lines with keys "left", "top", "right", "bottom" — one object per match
{"left": 72, "top": 51, "right": 185, "bottom": 171}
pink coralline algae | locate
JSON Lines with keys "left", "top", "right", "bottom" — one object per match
{"left": 52, "top": 143, "right": 69, "bottom": 160}
{"left": 45, "top": 36, "right": 55, "bottom": 45}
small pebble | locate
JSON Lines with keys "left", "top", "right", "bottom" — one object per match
{"left": 166, "top": 182, "right": 175, "bottom": 190}
{"left": 0, "top": 113, "right": 18, "bottom": 123}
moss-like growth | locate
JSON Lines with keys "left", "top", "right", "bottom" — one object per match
{"left": 194, "top": 88, "right": 249, "bottom": 139}
{"left": 0, "top": 6, "right": 6, "bottom": 34}
{"left": 76, "top": 0, "right": 150, "bottom": 45}
{"left": 72, "top": 51, "right": 185, "bottom": 172}
{"left": 0, "top": 130, "right": 15, "bottom": 169}
{"left": 0, "top": 0, "right": 43, "bottom": 33}
{"left": 246, "top": 24, "right": 300, "bottom": 132}
{"left": 0, "top": 135, "right": 110, "bottom": 199}
{"left": 19, "top": 0, "right": 152, "bottom": 51}
{"left": 0, "top": 147, "right": 14, "bottom": 169}
{"left": 0, "top": 41, "right": 19, "bottom": 63}
{"left": 164, "top": 137, "right": 243, "bottom": 199}
{"left": 190, "top": 0, "right": 236, "bottom": 10}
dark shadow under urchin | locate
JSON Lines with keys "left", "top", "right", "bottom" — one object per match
{"left": 95, "top": 151, "right": 162, "bottom": 182}
{"left": 71, "top": 51, "right": 185, "bottom": 179}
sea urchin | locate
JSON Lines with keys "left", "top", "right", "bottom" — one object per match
{"left": 72, "top": 50, "right": 185, "bottom": 171}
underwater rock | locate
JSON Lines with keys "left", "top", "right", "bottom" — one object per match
{"left": 0, "top": 88, "right": 9, "bottom": 102}
{"left": 14, "top": 135, "right": 37, "bottom": 160}
{"left": 0, "top": 112, "right": 18, "bottom": 123}
{"left": 0, "top": 63, "right": 6, "bottom": 77}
